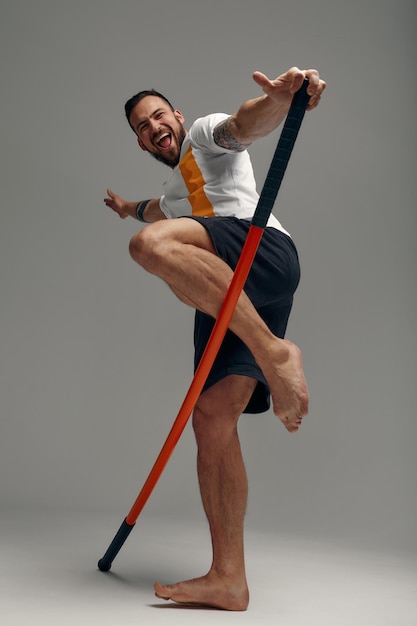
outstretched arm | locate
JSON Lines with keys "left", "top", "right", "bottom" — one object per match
{"left": 104, "top": 188, "right": 166, "bottom": 222}
{"left": 214, "top": 67, "right": 326, "bottom": 149}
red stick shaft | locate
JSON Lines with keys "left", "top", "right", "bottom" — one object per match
{"left": 125, "top": 225, "right": 264, "bottom": 525}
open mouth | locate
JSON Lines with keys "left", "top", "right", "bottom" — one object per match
{"left": 155, "top": 131, "right": 172, "bottom": 150}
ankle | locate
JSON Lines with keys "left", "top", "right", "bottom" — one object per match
{"left": 209, "top": 562, "right": 247, "bottom": 585}
{"left": 254, "top": 335, "right": 290, "bottom": 370}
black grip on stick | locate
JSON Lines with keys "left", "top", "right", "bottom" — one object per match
{"left": 97, "top": 518, "right": 135, "bottom": 571}
{"left": 251, "top": 78, "right": 310, "bottom": 228}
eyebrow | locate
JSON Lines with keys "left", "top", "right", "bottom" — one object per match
{"left": 135, "top": 108, "right": 166, "bottom": 132}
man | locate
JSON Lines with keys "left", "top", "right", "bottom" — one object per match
{"left": 104, "top": 66, "right": 326, "bottom": 610}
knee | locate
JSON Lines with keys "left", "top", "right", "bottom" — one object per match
{"left": 192, "top": 405, "right": 220, "bottom": 453}
{"left": 129, "top": 224, "right": 166, "bottom": 271}
{"left": 192, "top": 403, "right": 211, "bottom": 442}
{"left": 192, "top": 399, "right": 237, "bottom": 448}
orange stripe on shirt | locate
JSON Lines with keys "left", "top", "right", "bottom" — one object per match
{"left": 179, "top": 145, "right": 215, "bottom": 217}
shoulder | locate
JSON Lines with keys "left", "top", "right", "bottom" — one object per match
{"left": 188, "top": 113, "right": 231, "bottom": 152}
{"left": 190, "top": 113, "right": 250, "bottom": 153}
{"left": 190, "top": 113, "right": 229, "bottom": 133}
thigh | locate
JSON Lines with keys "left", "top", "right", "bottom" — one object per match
{"left": 142, "top": 217, "right": 216, "bottom": 254}
{"left": 188, "top": 216, "right": 300, "bottom": 309}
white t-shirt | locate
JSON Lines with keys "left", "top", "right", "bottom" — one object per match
{"left": 159, "top": 113, "right": 289, "bottom": 234}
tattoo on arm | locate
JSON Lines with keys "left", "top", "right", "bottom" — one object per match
{"left": 213, "top": 117, "right": 251, "bottom": 152}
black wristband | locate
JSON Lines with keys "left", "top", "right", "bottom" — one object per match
{"left": 136, "top": 200, "right": 150, "bottom": 222}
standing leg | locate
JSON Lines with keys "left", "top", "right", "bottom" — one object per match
{"left": 154, "top": 375, "right": 257, "bottom": 611}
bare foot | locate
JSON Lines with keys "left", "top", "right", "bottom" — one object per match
{"left": 154, "top": 572, "right": 249, "bottom": 611}
{"left": 262, "top": 339, "right": 309, "bottom": 432}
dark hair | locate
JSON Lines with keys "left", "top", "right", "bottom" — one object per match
{"left": 124, "top": 89, "right": 175, "bottom": 133}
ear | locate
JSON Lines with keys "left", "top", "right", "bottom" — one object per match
{"left": 137, "top": 136, "right": 147, "bottom": 151}
{"left": 174, "top": 109, "right": 185, "bottom": 124}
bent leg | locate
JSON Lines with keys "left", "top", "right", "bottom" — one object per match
{"left": 129, "top": 219, "right": 308, "bottom": 431}
{"left": 154, "top": 375, "right": 256, "bottom": 611}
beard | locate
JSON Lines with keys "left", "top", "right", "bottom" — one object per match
{"left": 149, "top": 125, "right": 187, "bottom": 168}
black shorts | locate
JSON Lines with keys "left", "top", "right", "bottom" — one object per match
{"left": 188, "top": 216, "right": 301, "bottom": 414}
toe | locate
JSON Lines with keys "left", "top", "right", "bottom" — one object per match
{"left": 154, "top": 582, "right": 171, "bottom": 600}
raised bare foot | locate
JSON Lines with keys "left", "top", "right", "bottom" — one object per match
{"left": 262, "top": 338, "right": 309, "bottom": 432}
{"left": 154, "top": 572, "right": 249, "bottom": 611}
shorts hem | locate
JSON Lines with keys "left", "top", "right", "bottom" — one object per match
{"left": 202, "top": 366, "right": 271, "bottom": 415}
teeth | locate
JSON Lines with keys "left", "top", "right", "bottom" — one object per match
{"left": 157, "top": 132, "right": 170, "bottom": 144}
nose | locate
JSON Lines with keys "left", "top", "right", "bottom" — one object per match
{"left": 150, "top": 118, "right": 161, "bottom": 133}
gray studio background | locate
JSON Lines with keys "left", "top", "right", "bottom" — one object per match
{"left": 1, "top": 0, "right": 416, "bottom": 557}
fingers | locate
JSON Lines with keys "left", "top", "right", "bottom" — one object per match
{"left": 104, "top": 188, "right": 119, "bottom": 208}
{"left": 285, "top": 67, "right": 306, "bottom": 94}
{"left": 104, "top": 188, "right": 113, "bottom": 206}
{"left": 104, "top": 188, "right": 118, "bottom": 209}
{"left": 104, "top": 188, "right": 129, "bottom": 219}
{"left": 252, "top": 70, "right": 272, "bottom": 90}
{"left": 252, "top": 68, "right": 302, "bottom": 95}
{"left": 304, "top": 69, "right": 320, "bottom": 94}
{"left": 253, "top": 66, "right": 326, "bottom": 110}
{"left": 291, "top": 68, "right": 326, "bottom": 110}
{"left": 304, "top": 69, "right": 326, "bottom": 110}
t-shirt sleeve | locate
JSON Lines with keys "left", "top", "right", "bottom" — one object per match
{"left": 188, "top": 113, "right": 237, "bottom": 154}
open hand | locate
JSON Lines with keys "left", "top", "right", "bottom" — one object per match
{"left": 104, "top": 188, "right": 130, "bottom": 219}
{"left": 253, "top": 67, "right": 326, "bottom": 111}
